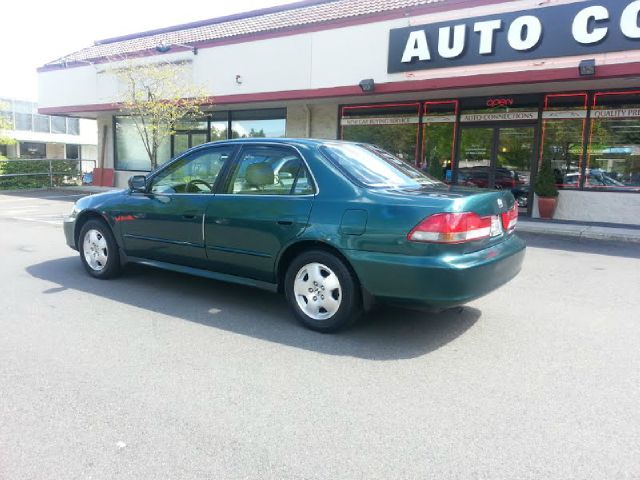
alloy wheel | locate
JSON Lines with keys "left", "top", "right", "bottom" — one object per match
{"left": 293, "top": 262, "right": 342, "bottom": 321}
{"left": 83, "top": 229, "right": 108, "bottom": 272}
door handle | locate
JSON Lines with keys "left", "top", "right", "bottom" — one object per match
{"left": 183, "top": 214, "right": 197, "bottom": 220}
{"left": 277, "top": 217, "right": 294, "bottom": 226}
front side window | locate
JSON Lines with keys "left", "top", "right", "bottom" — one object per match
{"left": 151, "top": 146, "right": 234, "bottom": 194}
{"left": 321, "top": 142, "right": 442, "bottom": 188}
{"left": 226, "top": 146, "right": 313, "bottom": 195}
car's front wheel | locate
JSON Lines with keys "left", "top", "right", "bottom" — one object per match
{"left": 78, "top": 219, "right": 121, "bottom": 279}
{"left": 284, "top": 250, "right": 362, "bottom": 332}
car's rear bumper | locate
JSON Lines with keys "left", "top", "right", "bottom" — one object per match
{"left": 345, "top": 234, "right": 526, "bottom": 308}
{"left": 63, "top": 216, "right": 77, "bottom": 250}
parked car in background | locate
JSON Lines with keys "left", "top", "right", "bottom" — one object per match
{"left": 562, "top": 170, "right": 640, "bottom": 191}
{"left": 64, "top": 139, "right": 525, "bottom": 332}
{"left": 459, "top": 167, "right": 529, "bottom": 207}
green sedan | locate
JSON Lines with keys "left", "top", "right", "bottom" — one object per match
{"left": 64, "top": 139, "right": 525, "bottom": 332}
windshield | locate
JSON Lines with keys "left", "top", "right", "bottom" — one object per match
{"left": 321, "top": 143, "right": 443, "bottom": 188}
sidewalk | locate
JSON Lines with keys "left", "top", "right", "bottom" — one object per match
{"left": 518, "top": 218, "right": 640, "bottom": 244}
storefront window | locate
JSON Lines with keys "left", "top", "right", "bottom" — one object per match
{"left": 587, "top": 92, "right": 640, "bottom": 190}
{"left": 115, "top": 110, "right": 286, "bottom": 171}
{"left": 115, "top": 116, "right": 171, "bottom": 171}
{"left": 172, "top": 119, "right": 209, "bottom": 157}
{"left": 231, "top": 109, "right": 286, "bottom": 139}
{"left": 422, "top": 101, "right": 457, "bottom": 182}
{"left": 211, "top": 112, "right": 229, "bottom": 142}
{"left": 541, "top": 94, "right": 588, "bottom": 188}
{"left": 341, "top": 103, "right": 420, "bottom": 164}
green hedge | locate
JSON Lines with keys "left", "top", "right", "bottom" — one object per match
{"left": 0, "top": 159, "right": 82, "bottom": 190}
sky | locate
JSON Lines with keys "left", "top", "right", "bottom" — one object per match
{"left": 0, "top": 0, "right": 300, "bottom": 101}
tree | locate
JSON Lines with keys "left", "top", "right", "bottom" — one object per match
{"left": 114, "top": 61, "right": 209, "bottom": 169}
{"left": 0, "top": 102, "right": 15, "bottom": 158}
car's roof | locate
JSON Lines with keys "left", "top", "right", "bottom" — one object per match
{"left": 201, "top": 138, "right": 356, "bottom": 148}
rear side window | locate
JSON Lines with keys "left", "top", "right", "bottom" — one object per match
{"left": 321, "top": 142, "right": 442, "bottom": 188}
{"left": 226, "top": 146, "right": 315, "bottom": 195}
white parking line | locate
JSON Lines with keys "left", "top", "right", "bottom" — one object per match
{"left": 10, "top": 217, "right": 62, "bottom": 226}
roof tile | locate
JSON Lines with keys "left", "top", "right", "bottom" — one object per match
{"left": 47, "top": 0, "right": 445, "bottom": 66}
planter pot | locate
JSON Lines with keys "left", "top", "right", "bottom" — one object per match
{"left": 537, "top": 196, "right": 558, "bottom": 219}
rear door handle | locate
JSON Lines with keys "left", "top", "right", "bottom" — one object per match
{"left": 277, "top": 216, "right": 295, "bottom": 226}
{"left": 183, "top": 214, "right": 198, "bottom": 220}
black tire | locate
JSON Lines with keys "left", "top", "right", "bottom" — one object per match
{"left": 284, "top": 250, "right": 362, "bottom": 333}
{"left": 78, "top": 219, "right": 122, "bottom": 279}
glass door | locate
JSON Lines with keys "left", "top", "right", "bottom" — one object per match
{"left": 457, "top": 125, "right": 535, "bottom": 212}
{"left": 458, "top": 127, "right": 495, "bottom": 188}
{"left": 496, "top": 126, "right": 534, "bottom": 211}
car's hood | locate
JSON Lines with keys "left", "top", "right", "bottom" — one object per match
{"left": 76, "top": 189, "right": 128, "bottom": 210}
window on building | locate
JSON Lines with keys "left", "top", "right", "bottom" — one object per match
{"left": 172, "top": 119, "right": 209, "bottom": 157}
{"left": 587, "top": 91, "right": 640, "bottom": 190}
{"left": 0, "top": 145, "right": 8, "bottom": 158}
{"left": 33, "top": 115, "right": 51, "bottom": 133}
{"left": 115, "top": 116, "right": 171, "bottom": 171}
{"left": 66, "top": 144, "right": 80, "bottom": 160}
{"left": 211, "top": 112, "right": 229, "bottom": 141}
{"left": 14, "top": 113, "right": 33, "bottom": 131}
{"left": 422, "top": 101, "right": 458, "bottom": 182}
{"left": 0, "top": 111, "right": 13, "bottom": 128}
{"left": 341, "top": 103, "right": 421, "bottom": 165}
{"left": 50, "top": 116, "right": 67, "bottom": 134}
{"left": 67, "top": 118, "right": 80, "bottom": 136}
{"left": 13, "top": 101, "right": 35, "bottom": 114}
{"left": 230, "top": 109, "right": 286, "bottom": 139}
{"left": 540, "top": 94, "right": 588, "bottom": 188}
{"left": 19, "top": 142, "right": 46, "bottom": 159}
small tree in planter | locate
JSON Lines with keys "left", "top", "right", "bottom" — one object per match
{"left": 534, "top": 157, "right": 559, "bottom": 219}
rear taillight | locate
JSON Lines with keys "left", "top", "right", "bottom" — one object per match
{"left": 408, "top": 212, "right": 492, "bottom": 244}
{"left": 501, "top": 203, "right": 518, "bottom": 231}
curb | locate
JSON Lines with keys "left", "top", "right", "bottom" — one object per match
{"left": 518, "top": 223, "right": 640, "bottom": 244}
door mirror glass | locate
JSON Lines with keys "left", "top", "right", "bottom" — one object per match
{"left": 129, "top": 175, "right": 147, "bottom": 193}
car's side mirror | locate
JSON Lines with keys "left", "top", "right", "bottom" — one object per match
{"left": 128, "top": 175, "right": 147, "bottom": 193}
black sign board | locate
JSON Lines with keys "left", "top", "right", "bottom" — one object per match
{"left": 388, "top": 1, "right": 640, "bottom": 73}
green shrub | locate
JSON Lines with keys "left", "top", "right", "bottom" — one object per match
{"left": 534, "top": 158, "right": 559, "bottom": 198}
{"left": 0, "top": 159, "right": 81, "bottom": 190}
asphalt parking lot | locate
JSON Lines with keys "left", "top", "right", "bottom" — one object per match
{"left": 1, "top": 190, "right": 639, "bottom": 480}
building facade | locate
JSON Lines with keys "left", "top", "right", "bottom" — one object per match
{"left": 0, "top": 98, "right": 97, "bottom": 163}
{"left": 37, "top": 0, "right": 640, "bottom": 224}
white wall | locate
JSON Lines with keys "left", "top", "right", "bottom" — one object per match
{"left": 286, "top": 104, "right": 338, "bottom": 139}
{"left": 533, "top": 191, "right": 640, "bottom": 225}
{"left": 39, "top": 0, "right": 640, "bottom": 111}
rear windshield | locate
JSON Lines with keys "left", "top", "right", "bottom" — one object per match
{"left": 320, "top": 143, "right": 443, "bottom": 188}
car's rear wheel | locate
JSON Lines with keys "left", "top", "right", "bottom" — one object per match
{"left": 284, "top": 250, "right": 362, "bottom": 332}
{"left": 79, "top": 219, "right": 121, "bottom": 279}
